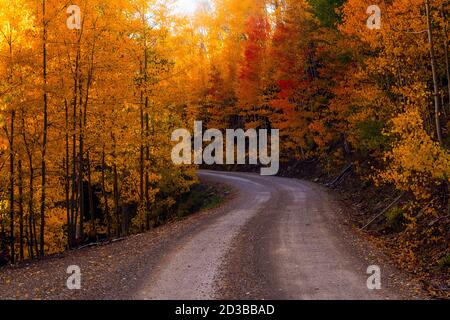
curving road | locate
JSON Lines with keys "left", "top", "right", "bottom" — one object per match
{"left": 1, "top": 170, "right": 420, "bottom": 300}
{"left": 134, "top": 170, "right": 406, "bottom": 300}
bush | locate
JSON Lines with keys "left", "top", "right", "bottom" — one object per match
{"left": 438, "top": 254, "right": 450, "bottom": 269}
{"left": 385, "top": 206, "right": 405, "bottom": 229}
{"left": 356, "top": 119, "right": 389, "bottom": 156}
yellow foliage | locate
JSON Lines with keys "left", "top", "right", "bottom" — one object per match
{"left": 379, "top": 109, "right": 450, "bottom": 199}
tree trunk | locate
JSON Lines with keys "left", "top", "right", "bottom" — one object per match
{"left": 140, "top": 88, "right": 145, "bottom": 223}
{"left": 441, "top": 4, "right": 450, "bottom": 115}
{"left": 40, "top": 0, "right": 48, "bottom": 257}
{"left": 20, "top": 114, "right": 33, "bottom": 259}
{"left": 112, "top": 134, "right": 120, "bottom": 237}
{"left": 87, "top": 151, "right": 95, "bottom": 231}
{"left": 71, "top": 92, "right": 77, "bottom": 242}
{"left": 142, "top": 25, "right": 151, "bottom": 231}
{"left": 78, "top": 82, "right": 84, "bottom": 244}
{"left": 9, "top": 110, "right": 15, "bottom": 264}
{"left": 426, "top": 0, "right": 443, "bottom": 144}
{"left": 145, "top": 99, "right": 150, "bottom": 230}
{"left": 101, "top": 147, "right": 110, "bottom": 239}
{"left": 71, "top": 30, "right": 81, "bottom": 244}
{"left": 28, "top": 157, "right": 36, "bottom": 258}
{"left": 113, "top": 163, "right": 119, "bottom": 237}
{"left": 64, "top": 99, "right": 71, "bottom": 248}
{"left": 18, "top": 160, "right": 24, "bottom": 261}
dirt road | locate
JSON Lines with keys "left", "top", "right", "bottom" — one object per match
{"left": 136, "top": 171, "right": 419, "bottom": 300}
{"left": 0, "top": 171, "right": 424, "bottom": 300}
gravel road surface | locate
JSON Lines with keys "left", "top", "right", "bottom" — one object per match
{"left": 0, "top": 171, "right": 426, "bottom": 300}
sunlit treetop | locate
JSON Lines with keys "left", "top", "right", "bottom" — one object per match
{"left": 174, "top": 0, "right": 212, "bottom": 15}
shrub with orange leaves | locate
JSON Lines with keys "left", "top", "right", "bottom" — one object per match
{"left": 378, "top": 109, "right": 450, "bottom": 200}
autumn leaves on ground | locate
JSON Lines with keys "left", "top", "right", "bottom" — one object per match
{"left": 0, "top": 0, "right": 448, "bottom": 299}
